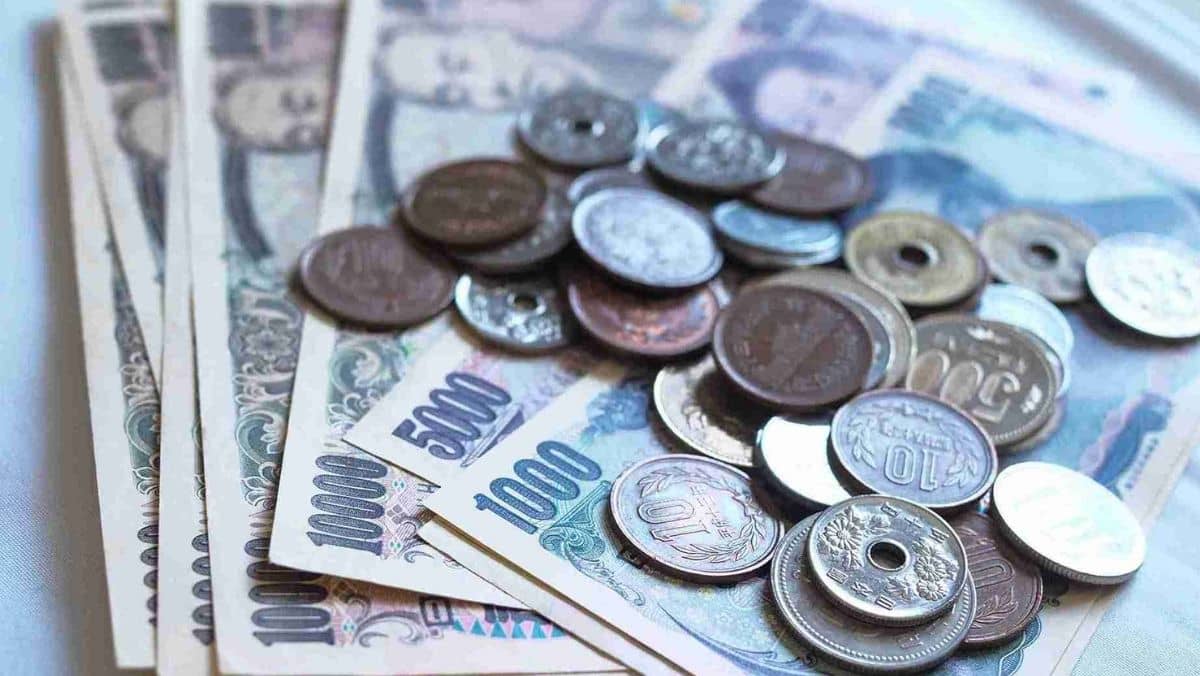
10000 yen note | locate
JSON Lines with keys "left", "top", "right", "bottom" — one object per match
{"left": 61, "top": 0, "right": 171, "bottom": 383}
{"left": 61, "top": 53, "right": 160, "bottom": 670}
{"left": 269, "top": 0, "right": 750, "bottom": 595}
{"left": 182, "top": 1, "right": 616, "bottom": 672}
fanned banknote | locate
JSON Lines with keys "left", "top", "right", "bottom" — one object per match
{"left": 270, "top": 0, "right": 750, "bottom": 596}
{"left": 182, "top": 1, "right": 617, "bottom": 672}
{"left": 61, "top": 0, "right": 170, "bottom": 382}
{"left": 61, "top": 51, "right": 161, "bottom": 670}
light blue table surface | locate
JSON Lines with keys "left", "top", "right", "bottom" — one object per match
{"left": 1, "top": 1, "right": 1197, "bottom": 674}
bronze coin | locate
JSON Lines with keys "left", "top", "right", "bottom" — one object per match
{"left": 298, "top": 226, "right": 455, "bottom": 329}
{"left": 750, "top": 135, "right": 873, "bottom": 215}
{"left": 713, "top": 286, "right": 872, "bottom": 410}
{"left": 403, "top": 158, "right": 547, "bottom": 246}
{"left": 978, "top": 209, "right": 1098, "bottom": 304}
{"left": 448, "top": 186, "right": 573, "bottom": 274}
{"left": 564, "top": 265, "right": 719, "bottom": 358}
{"left": 951, "top": 511, "right": 1044, "bottom": 648}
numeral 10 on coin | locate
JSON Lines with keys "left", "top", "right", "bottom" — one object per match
{"left": 474, "top": 441, "right": 601, "bottom": 534}
{"left": 392, "top": 372, "right": 513, "bottom": 460}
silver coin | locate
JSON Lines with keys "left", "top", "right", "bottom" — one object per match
{"left": 756, "top": 415, "right": 851, "bottom": 510}
{"left": 573, "top": 188, "right": 722, "bottom": 290}
{"left": 1019, "top": 328, "right": 1067, "bottom": 400}
{"left": 978, "top": 209, "right": 1098, "bottom": 303}
{"left": 449, "top": 187, "right": 574, "bottom": 275}
{"left": 976, "top": 283, "right": 1074, "bottom": 393}
{"left": 808, "top": 496, "right": 968, "bottom": 626}
{"left": 646, "top": 120, "right": 785, "bottom": 193}
{"left": 830, "top": 390, "right": 997, "bottom": 512}
{"left": 716, "top": 235, "right": 841, "bottom": 269}
{"left": 517, "top": 89, "right": 639, "bottom": 168}
{"left": 653, "top": 355, "right": 767, "bottom": 468}
{"left": 1086, "top": 232, "right": 1200, "bottom": 339}
{"left": 610, "top": 455, "right": 783, "bottom": 582}
{"left": 453, "top": 273, "right": 573, "bottom": 353}
{"left": 836, "top": 293, "right": 894, "bottom": 391}
{"left": 772, "top": 514, "right": 975, "bottom": 674}
{"left": 992, "top": 462, "right": 1145, "bottom": 584}
{"left": 567, "top": 167, "right": 654, "bottom": 204}
{"left": 711, "top": 200, "right": 842, "bottom": 256}
{"left": 1003, "top": 400, "right": 1064, "bottom": 454}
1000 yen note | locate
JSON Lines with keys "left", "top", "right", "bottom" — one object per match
{"left": 271, "top": 0, "right": 750, "bottom": 596}
{"left": 61, "top": 52, "right": 160, "bottom": 670}
{"left": 183, "top": 2, "right": 616, "bottom": 672}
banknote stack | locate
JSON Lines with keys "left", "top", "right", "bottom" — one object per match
{"left": 58, "top": 0, "right": 1200, "bottom": 674}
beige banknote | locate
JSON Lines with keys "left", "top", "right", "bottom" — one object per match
{"left": 61, "top": 49, "right": 160, "bottom": 670}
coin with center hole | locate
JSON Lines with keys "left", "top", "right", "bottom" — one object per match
{"left": 447, "top": 186, "right": 572, "bottom": 274}
{"left": 298, "top": 226, "right": 455, "bottom": 329}
{"left": 750, "top": 135, "right": 872, "bottom": 215}
{"left": 453, "top": 274, "right": 573, "bottom": 353}
{"left": 404, "top": 158, "right": 546, "bottom": 247}
{"left": 992, "top": 462, "right": 1145, "bottom": 585}
{"left": 1085, "top": 232, "right": 1200, "bottom": 339}
{"left": 565, "top": 265, "right": 719, "bottom": 358}
{"left": 646, "top": 120, "right": 785, "bottom": 193}
{"left": 976, "top": 283, "right": 1074, "bottom": 394}
{"left": 567, "top": 167, "right": 654, "bottom": 204}
{"left": 517, "top": 89, "right": 639, "bottom": 168}
{"left": 808, "top": 495, "right": 968, "bottom": 626}
{"left": 978, "top": 209, "right": 1098, "bottom": 303}
{"left": 653, "top": 355, "right": 768, "bottom": 468}
{"left": 573, "top": 188, "right": 722, "bottom": 290}
{"left": 908, "top": 315, "right": 1058, "bottom": 446}
{"left": 950, "top": 511, "right": 1043, "bottom": 648}
{"left": 610, "top": 455, "right": 782, "bottom": 582}
{"left": 830, "top": 390, "right": 997, "bottom": 512}
{"left": 713, "top": 286, "right": 872, "bottom": 411}
{"left": 756, "top": 415, "right": 851, "bottom": 510}
{"left": 846, "top": 211, "right": 985, "bottom": 308}
{"left": 772, "top": 514, "right": 975, "bottom": 674}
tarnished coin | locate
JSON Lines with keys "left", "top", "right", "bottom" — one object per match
{"left": 517, "top": 89, "right": 639, "bottom": 168}
{"left": 978, "top": 209, "right": 1098, "bottom": 303}
{"left": 1086, "top": 232, "right": 1200, "bottom": 339}
{"left": 755, "top": 268, "right": 915, "bottom": 389}
{"left": 756, "top": 415, "right": 851, "bottom": 510}
{"left": 772, "top": 515, "right": 975, "bottom": 674}
{"left": 646, "top": 120, "right": 785, "bottom": 193}
{"left": 750, "top": 135, "right": 872, "bottom": 215}
{"left": 404, "top": 158, "right": 546, "bottom": 246}
{"left": 567, "top": 167, "right": 654, "bottom": 204}
{"left": 831, "top": 390, "right": 997, "bottom": 512}
{"left": 951, "top": 511, "right": 1043, "bottom": 648}
{"left": 908, "top": 315, "right": 1059, "bottom": 446}
{"left": 573, "top": 188, "right": 722, "bottom": 290}
{"left": 653, "top": 355, "right": 767, "bottom": 468}
{"left": 565, "top": 265, "right": 719, "bottom": 358}
{"left": 448, "top": 186, "right": 572, "bottom": 274}
{"left": 713, "top": 286, "right": 872, "bottom": 411}
{"left": 610, "top": 455, "right": 783, "bottom": 582}
{"left": 298, "top": 226, "right": 455, "bottom": 329}
{"left": 976, "top": 283, "right": 1074, "bottom": 394}
{"left": 846, "top": 211, "right": 985, "bottom": 308}
{"left": 992, "top": 462, "right": 1145, "bottom": 585}
{"left": 809, "top": 496, "right": 968, "bottom": 626}
{"left": 453, "top": 273, "right": 572, "bottom": 353}
{"left": 712, "top": 200, "right": 842, "bottom": 262}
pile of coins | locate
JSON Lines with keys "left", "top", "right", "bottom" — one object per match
{"left": 294, "top": 86, "right": 1197, "bottom": 672}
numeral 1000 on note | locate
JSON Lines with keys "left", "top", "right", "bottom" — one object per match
{"left": 474, "top": 441, "right": 602, "bottom": 534}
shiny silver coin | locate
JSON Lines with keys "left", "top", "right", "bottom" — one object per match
{"left": 449, "top": 187, "right": 573, "bottom": 275}
{"left": 976, "top": 283, "right": 1074, "bottom": 394}
{"left": 711, "top": 200, "right": 842, "bottom": 256}
{"left": 992, "top": 462, "right": 1145, "bottom": 584}
{"left": 1003, "top": 400, "right": 1064, "bottom": 454}
{"left": 808, "top": 496, "right": 968, "bottom": 627}
{"left": 978, "top": 209, "right": 1098, "bottom": 303}
{"left": 830, "top": 390, "right": 997, "bottom": 512}
{"left": 716, "top": 235, "right": 841, "bottom": 269}
{"left": 1086, "top": 232, "right": 1200, "bottom": 339}
{"left": 772, "top": 515, "right": 975, "bottom": 674}
{"left": 567, "top": 167, "right": 654, "bottom": 204}
{"left": 517, "top": 89, "right": 639, "bottom": 168}
{"left": 756, "top": 415, "right": 851, "bottom": 510}
{"left": 610, "top": 455, "right": 783, "bottom": 582}
{"left": 453, "top": 273, "right": 573, "bottom": 353}
{"left": 573, "top": 188, "right": 722, "bottom": 290}
{"left": 653, "top": 355, "right": 767, "bottom": 468}
{"left": 646, "top": 120, "right": 785, "bottom": 193}
{"left": 633, "top": 98, "right": 686, "bottom": 167}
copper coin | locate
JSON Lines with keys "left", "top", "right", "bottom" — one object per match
{"left": 951, "top": 511, "right": 1043, "bottom": 648}
{"left": 713, "top": 286, "right": 872, "bottom": 410}
{"left": 298, "top": 226, "right": 455, "bottom": 329}
{"left": 448, "top": 186, "right": 573, "bottom": 274}
{"left": 403, "top": 158, "right": 546, "bottom": 247}
{"left": 564, "top": 265, "right": 719, "bottom": 358}
{"left": 750, "top": 135, "right": 873, "bottom": 215}
{"left": 978, "top": 209, "right": 1098, "bottom": 304}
